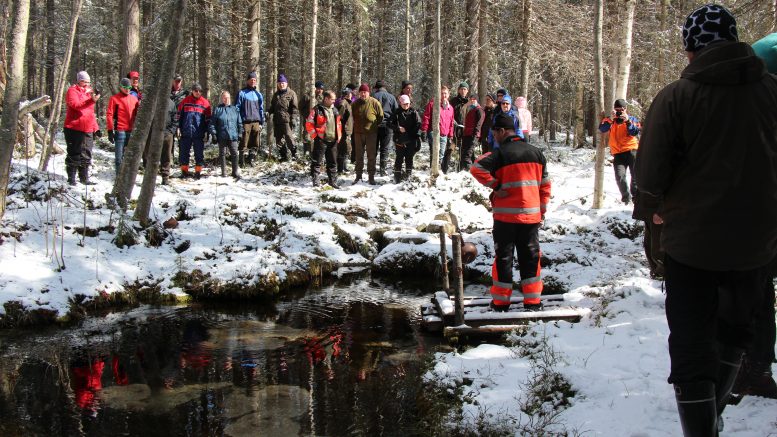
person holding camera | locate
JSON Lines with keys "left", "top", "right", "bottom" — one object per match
{"left": 63, "top": 71, "right": 101, "bottom": 186}
{"left": 599, "top": 98, "right": 640, "bottom": 204}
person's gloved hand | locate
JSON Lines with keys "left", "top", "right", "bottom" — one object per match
{"left": 108, "top": 130, "right": 115, "bottom": 144}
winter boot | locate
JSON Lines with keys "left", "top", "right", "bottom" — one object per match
{"left": 220, "top": 153, "right": 227, "bottom": 177}
{"left": 368, "top": 174, "right": 376, "bottom": 185}
{"left": 353, "top": 174, "right": 362, "bottom": 185}
{"left": 161, "top": 175, "right": 170, "bottom": 185}
{"left": 489, "top": 301, "right": 510, "bottom": 312}
{"left": 337, "top": 157, "right": 345, "bottom": 174}
{"left": 393, "top": 170, "right": 402, "bottom": 184}
{"left": 66, "top": 166, "right": 77, "bottom": 186}
{"left": 231, "top": 153, "right": 240, "bottom": 180}
{"left": 312, "top": 174, "right": 320, "bottom": 187}
{"left": 404, "top": 169, "right": 412, "bottom": 181}
{"left": 78, "top": 167, "right": 96, "bottom": 185}
{"left": 379, "top": 160, "right": 388, "bottom": 177}
{"left": 327, "top": 174, "right": 340, "bottom": 189}
{"left": 180, "top": 165, "right": 190, "bottom": 178}
{"left": 194, "top": 165, "right": 203, "bottom": 180}
{"left": 674, "top": 381, "right": 717, "bottom": 437}
{"left": 238, "top": 151, "right": 245, "bottom": 168}
{"left": 716, "top": 345, "right": 745, "bottom": 416}
{"left": 247, "top": 152, "right": 255, "bottom": 167}
{"left": 745, "top": 362, "right": 777, "bottom": 399}
{"left": 523, "top": 302, "right": 544, "bottom": 312}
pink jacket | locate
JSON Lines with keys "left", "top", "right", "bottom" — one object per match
{"left": 421, "top": 98, "right": 455, "bottom": 137}
{"left": 64, "top": 84, "right": 99, "bottom": 133}
{"left": 515, "top": 96, "right": 532, "bottom": 134}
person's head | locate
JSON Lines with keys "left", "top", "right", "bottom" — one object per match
{"left": 128, "top": 71, "right": 140, "bottom": 88}
{"left": 496, "top": 88, "right": 507, "bottom": 101}
{"left": 76, "top": 71, "right": 90, "bottom": 88}
{"left": 485, "top": 94, "right": 496, "bottom": 108}
{"left": 515, "top": 96, "right": 527, "bottom": 109}
{"left": 341, "top": 87, "right": 353, "bottom": 99}
{"left": 399, "top": 94, "right": 411, "bottom": 109}
{"left": 119, "top": 78, "right": 132, "bottom": 95}
{"left": 441, "top": 85, "right": 450, "bottom": 101}
{"left": 492, "top": 113, "right": 516, "bottom": 143}
{"left": 315, "top": 81, "right": 325, "bottom": 95}
{"left": 358, "top": 83, "right": 370, "bottom": 100}
{"left": 613, "top": 99, "right": 627, "bottom": 112}
{"left": 374, "top": 80, "right": 385, "bottom": 90}
{"left": 401, "top": 80, "right": 413, "bottom": 96}
{"left": 753, "top": 33, "right": 777, "bottom": 74}
{"left": 190, "top": 83, "right": 202, "bottom": 97}
{"left": 457, "top": 81, "right": 469, "bottom": 97}
{"left": 172, "top": 74, "right": 183, "bottom": 89}
{"left": 682, "top": 4, "right": 738, "bottom": 62}
{"left": 220, "top": 90, "right": 231, "bottom": 105}
{"left": 322, "top": 90, "right": 335, "bottom": 107}
{"left": 500, "top": 94, "right": 513, "bottom": 112}
{"left": 277, "top": 74, "right": 288, "bottom": 90}
{"left": 469, "top": 94, "right": 478, "bottom": 106}
{"left": 246, "top": 71, "right": 257, "bottom": 88}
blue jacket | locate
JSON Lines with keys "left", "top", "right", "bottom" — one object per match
{"left": 487, "top": 109, "right": 524, "bottom": 150}
{"left": 372, "top": 88, "right": 398, "bottom": 126}
{"left": 177, "top": 95, "right": 212, "bottom": 138}
{"left": 209, "top": 104, "right": 243, "bottom": 142}
{"left": 236, "top": 87, "right": 265, "bottom": 124}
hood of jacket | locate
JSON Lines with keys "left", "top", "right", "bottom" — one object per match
{"left": 681, "top": 41, "right": 767, "bottom": 85}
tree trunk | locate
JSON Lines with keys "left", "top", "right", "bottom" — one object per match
{"left": 120, "top": 0, "right": 140, "bottom": 75}
{"left": 197, "top": 0, "right": 210, "bottom": 100}
{"left": 465, "top": 0, "right": 478, "bottom": 91}
{"left": 613, "top": 0, "right": 635, "bottom": 100}
{"left": 405, "top": 0, "right": 411, "bottom": 81}
{"left": 431, "top": 0, "right": 440, "bottom": 178}
{"left": 38, "top": 0, "right": 84, "bottom": 172}
{"left": 548, "top": 72, "right": 556, "bottom": 141}
{"left": 249, "top": 0, "right": 261, "bottom": 74}
{"left": 134, "top": 0, "right": 188, "bottom": 225}
{"left": 657, "top": 0, "right": 669, "bottom": 86}
{"left": 592, "top": 0, "right": 606, "bottom": 209}
{"left": 45, "top": 0, "right": 55, "bottom": 116}
{"left": 518, "top": 0, "right": 532, "bottom": 98}
{"left": 573, "top": 81, "right": 585, "bottom": 148}
{"left": 477, "top": 0, "right": 488, "bottom": 99}
{"left": 0, "top": 0, "right": 30, "bottom": 219}
{"left": 307, "top": 0, "right": 317, "bottom": 112}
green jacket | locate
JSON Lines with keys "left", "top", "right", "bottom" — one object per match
{"left": 351, "top": 96, "right": 384, "bottom": 134}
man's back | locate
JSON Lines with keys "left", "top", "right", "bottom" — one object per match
{"left": 637, "top": 41, "right": 777, "bottom": 270}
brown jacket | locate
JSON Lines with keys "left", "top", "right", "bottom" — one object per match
{"left": 351, "top": 96, "right": 384, "bottom": 135}
{"left": 336, "top": 98, "right": 353, "bottom": 136}
{"left": 636, "top": 41, "right": 777, "bottom": 270}
{"left": 269, "top": 88, "right": 298, "bottom": 125}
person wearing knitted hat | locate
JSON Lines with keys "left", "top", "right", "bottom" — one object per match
{"left": 635, "top": 5, "right": 777, "bottom": 436}
{"left": 126, "top": 71, "right": 141, "bottom": 101}
{"left": 63, "top": 71, "right": 100, "bottom": 185}
{"left": 447, "top": 81, "right": 470, "bottom": 172}
{"left": 727, "top": 31, "right": 777, "bottom": 405}
{"left": 300, "top": 80, "right": 326, "bottom": 157}
{"left": 350, "top": 84, "right": 384, "bottom": 185}
{"left": 486, "top": 94, "right": 523, "bottom": 152}
{"left": 372, "top": 80, "right": 398, "bottom": 177}
{"left": 106, "top": 77, "right": 140, "bottom": 176}
{"left": 268, "top": 74, "right": 299, "bottom": 161}
{"left": 480, "top": 94, "right": 497, "bottom": 154}
{"left": 235, "top": 71, "right": 265, "bottom": 167}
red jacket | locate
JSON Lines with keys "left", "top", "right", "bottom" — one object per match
{"left": 463, "top": 105, "right": 485, "bottom": 138}
{"left": 421, "top": 99, "right": 455, "bottom": 137}
{"left": 106, "top": 92, "right": 139, "bottom": 131}
{"left": 470, "top": 135, "right": 551, "bottom": 224}
{"left": 64, "top": 84, "right": 98, "bottom": 133}
{"left": 305, "top": 104, "right": 342, "bottom": 142}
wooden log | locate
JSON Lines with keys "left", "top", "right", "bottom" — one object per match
{"left": 439, "top": 230, "right": 449, "bottom": 290}
{"left": 451, "top": 233, "right": 465, "bottom": 326}
{"left": 18, "top": 95, "right": 51, "bottom": 116}
{"left": 444, "top": 324, "right": 530, "bottom": 341}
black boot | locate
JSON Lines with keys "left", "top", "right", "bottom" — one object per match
{"left": 247, "top": 152, "right": 255, "bottom": 167}
{"left": 337, "top": 157, "right": 345, "bottom": 174}
{"left": 674, "top": 381, "right": 717, "bottom": 437}
{"left": 78, "top": 167, "right": 95, "bottom": 185}
{"left": 66, "top": 166, "right": 77, "bottom": 186}
{"left": 716, "top": 346, "right": 745, "bottom": 417}
{"left": 353, "top": 174, "right": 362, "bottom": 185}
{"left": 238, "top": 152, "right": 245, "bottom": 168}
{"left": 368, "top": 174, "right": 376, "bottom": 185}
{"left": 231, "top": 153, "right": 240, "bottom": 180}
{"left": 327, "top": 174, "right": 340, "bottom": 189}
{"left": 379, "top": 161, "right": 387, "bottom": 176}
{"left": 393, "top": 170, "right": 402, "bottom": 184}
{"left": 311, "top": 173, "right": 320, "bottom": 187}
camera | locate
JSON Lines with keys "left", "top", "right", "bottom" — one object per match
{"left": 614, "top": 109, "right": 624, "bottom": 124}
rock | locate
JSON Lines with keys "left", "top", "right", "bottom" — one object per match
{"left": 425, "top": 212, "right": 460, "bottom": 235}
{"left": 163, "top": 217, "right": 178, "bottom": 229}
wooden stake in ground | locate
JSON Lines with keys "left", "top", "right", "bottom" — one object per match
{"left": 439, "top": 230, "right": 449, "bottom": 290}
{"left": 451, "top": 233, "right": 465, "bottom": 326}
{"left": 0, "top": 0, "right": 31, "bottom": 219}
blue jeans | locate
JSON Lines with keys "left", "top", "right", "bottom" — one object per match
{"left": 114, "top": 131, "right": 132, "bottom": 174}
{"left": 426, "top": 132, "right": 449, "bottom": 165}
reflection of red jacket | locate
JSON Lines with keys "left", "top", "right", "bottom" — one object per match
{"left": 72, "top": 360, "right": 104, "bottom": 409}
{"left": 106, "top": 92, "right": 139, "bottom": 131}
{"left": 64, "top": 84, "right": 99, "bottom": 133}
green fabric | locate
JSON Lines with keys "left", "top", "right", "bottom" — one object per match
{"left": 323, "top": 106, "right": 336, "bottom": 141}
{"left": 753, "top": 33, "right": 777, "bottom": 74}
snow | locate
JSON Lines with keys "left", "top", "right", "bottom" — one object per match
{"left": 2, "top": 135, "right": 775, "bottom": 434}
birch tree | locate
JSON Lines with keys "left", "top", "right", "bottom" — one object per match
{"left": 430, "top": 0, "right": 440, "bottom": 178}
{"left": 613, "top": 0, "right": 635, "bottom": 100}
{"left": 0, "top": 0, "right": 30, "bottom": 219}
{"left": 592, "top": 0, "right": 606, "bottom": 209}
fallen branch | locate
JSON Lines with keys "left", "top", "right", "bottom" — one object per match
{"left": 18, "top": 95, "right": 52, "bottom": 116}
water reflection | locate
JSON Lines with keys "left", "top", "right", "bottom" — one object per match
{"left": 0, "top": 277, "right": 448, "bottom": 436}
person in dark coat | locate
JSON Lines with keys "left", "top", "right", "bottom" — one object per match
{"left": 388, "top": 94, "right": 422, "bottom": 183}
{"left": 460, "top": 94, "right": 484, "bottom": 171}
{"left": 268, "top": 74, "right": 299, "bottom": 161}
{"left": 177, "top": 83, "right": 212, "bottom": 179}
{"left": 209, "top": 91, "right": 243, "bottom": 179}
{"left": 372, "top": 80, "right": 398, "bottom": 176}
{"left": 635, "top": 5, "right": 777, "bottom": 435}
{"left": 480, "top": 94, "right": 496, "bottom": 154}
{"left": 336, "top": 87, "right": 353, "bottom": 174}
{"left": 159, "top": 96, "right": 178, "bottom": 185}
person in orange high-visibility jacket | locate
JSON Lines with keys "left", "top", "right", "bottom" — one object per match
{"left": 470, "top": 113, "right": 551, "bottom": 312}
{"left": 599, "top": 98, "right": 640, "bottom": 204}
{"left": 306, "top": 90, "right": 343, "bottom": 188}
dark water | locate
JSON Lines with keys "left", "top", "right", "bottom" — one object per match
{"left": 0, "top": 276, "right": 460, "bottom": 437}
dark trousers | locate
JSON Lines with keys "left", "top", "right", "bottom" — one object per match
{"left": 459, "top": 136, "right": 477, "bottom": 171}
{"left": 377, "top": 125, "right": 393, "bottom": 172}
{"left": 644, "top": 220, "right": 665, "bottom": 277}
{"left": 240, "top": 121, "right": 262, "bottom": 157}
{"left": 613, "top": 150, "right": 637, "bottom": 202}
{"left": 64, "top": 128, "right": 94, "bottom": 170}
{"left": 393, "top": 143, "right": 416, "bottom": 178}
{"left": 218, "top": 139, "right": 239, "bottom": 177}
{"left": 311, "top": 138, "right": 337, "bottom": 179}
{"left": 159, "top": 132, "right": 174, "bottom": 177}
{"left": 179, "top": 136, "right": 204, "bottom": 167}
{"left": 337, "top": 134, "right": 352, "bottom": 172}
{"left": 480, "top": 138, "right": 491, "bottom": 155}
{"left": 273, "top": 122, "right": 296, "bottom": 159}
{"left": 490, "top": 220, "right": 543, "bottom": 305}
{"left": 665, "top": 254, "right": 771, "bottom": 384}
{"left": 750, "top": 277, "right": 776, "bottom": 364}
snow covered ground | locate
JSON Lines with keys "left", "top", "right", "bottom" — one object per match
{"left": 1, "top": 135, "right": 775, "bottom": 435}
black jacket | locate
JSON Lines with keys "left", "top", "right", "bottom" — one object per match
{"left": 389, "top": 107, "right": 422, "bottom": 146}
